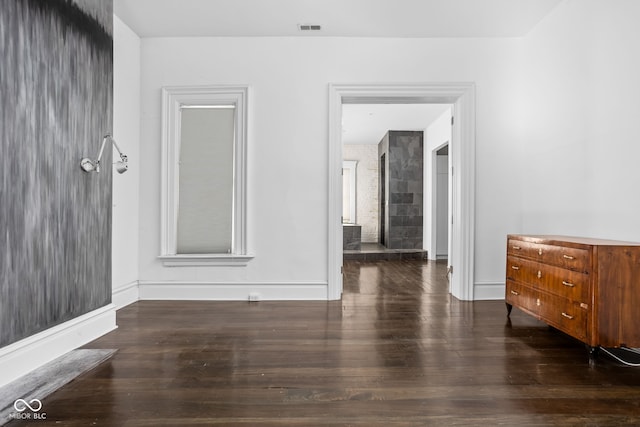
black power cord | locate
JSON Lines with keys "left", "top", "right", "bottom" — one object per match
{"left": 599, "top": 346, "right": 640, "bottom": 367}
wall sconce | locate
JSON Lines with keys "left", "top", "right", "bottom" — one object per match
{"left": 80, "top": 134, "right": 128, "bottom": 174}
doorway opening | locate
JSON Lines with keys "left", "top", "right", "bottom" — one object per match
{"left": 328, "top": 83, "right": 476, "bottom": 301}
{"left": 341, "top": 104, "right": 451, "bottom": 260}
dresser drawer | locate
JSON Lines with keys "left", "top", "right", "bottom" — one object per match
{"left": 539, "top": 297, "right": 588, "bottom": 342}
{"left": 507, "top": 281, "right": 588, "bottom": 341}
{"left": 506, "top": 281, "right": 540, "bottom": 315}
{"left": 507, "top": 239, "right": 590, "bottom": 272}
{"left": 506, "top": 256, "right": 589, "bottom": 303}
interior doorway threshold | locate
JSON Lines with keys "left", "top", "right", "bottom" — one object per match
{"left": 343, "top": 243, "right": 428, "bottom": 261}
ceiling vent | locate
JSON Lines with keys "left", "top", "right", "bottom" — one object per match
{"left": 298, "top": 24, "right": 322, "bottom": 31}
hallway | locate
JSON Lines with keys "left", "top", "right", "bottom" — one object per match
{"left": 8, "top": 259, "right": 640, "bottom": 426}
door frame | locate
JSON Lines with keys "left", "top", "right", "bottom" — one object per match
{"left": 379, "top": 153, "right": 386, "bottom": 246}
{"left": 428, "top": 141, "right": 451, "bottom": 264}
{"left": 328, "top": 82, "right": 476, "bottom": 301}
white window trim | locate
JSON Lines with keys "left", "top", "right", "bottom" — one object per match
{"left": 160, "top": 85, "right": 252, "bottom": 266}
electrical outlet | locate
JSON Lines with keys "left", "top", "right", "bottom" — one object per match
{"left": 248, "top": 293, "right": 260, "bottom": 302}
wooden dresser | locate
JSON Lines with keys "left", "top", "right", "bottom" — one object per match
{"left": 505, "top": 234, "right": 640, "bottom": 350}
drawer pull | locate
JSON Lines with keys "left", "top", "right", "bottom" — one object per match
{"left": 562, "top": 281, "right": 575, "bottom": 288}
{"left": 510, "top": 290, "right": 519, "bottom": 296}
{"left": 561, "top": 312, "right": 574, "bottom": 320}
{"left": 537, "top": 270, "right": 542, "bottom": 279}
{"left": 563, "top": 254, "right": 575, "bottom": 260}
{"left": 538, "top": 248, "right": 543, "bottom": 255}
{"left": 512, "top": 246, "right": 521, "bottom": 250}
{"left": 511, "top": 266, "right": 520, "bottom": 270}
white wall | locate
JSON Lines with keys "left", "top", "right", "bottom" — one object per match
{"left": 137, "top": 36, "right": 523, "bottom": 299}
{"left": 521, "top": 0, "right": 640, "bottom": 242}
{"left": 343, "top": 144, "right": 379, "bottom": 243}
{"left": 116, "top": 0, "right": 640, "bottom": 302}
{"left": 112, "top": 16, "right": 141, "bottom": 307}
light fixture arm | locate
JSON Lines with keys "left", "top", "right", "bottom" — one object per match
{"left": 81, "top": 134, "right": 128, "bottom": 174}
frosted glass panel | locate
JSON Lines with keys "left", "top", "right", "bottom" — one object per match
{"left": 176, "top": 107, "right": 235, "bottom": 253}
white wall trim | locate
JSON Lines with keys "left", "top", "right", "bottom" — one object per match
{"left": 328, "top": 82, "right": 476, "bottom": 301}
{"left": 158, "top": 254, "right": 255, "bottom": 267}
{"left": 138, "top": 281, "right": 328, "bottom": 301}
{"left": 112, "top": 281, "right": 140, "bottom": 309}
{"left": 0, "top": 304, "right": 117, "bottom": 388}
{"left": 474, "top": 282, "right": 505, "bottom": 300}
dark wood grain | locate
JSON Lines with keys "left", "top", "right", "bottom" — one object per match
{"left": 8, "top": 259, "right": 640, "bottom": 426}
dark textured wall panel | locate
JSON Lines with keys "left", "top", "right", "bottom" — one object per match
{"left": 378, "top": 131, "right": 424, "bottom": 250}
{"left": 0, "top": 0, "right": 113, "bottom": 347}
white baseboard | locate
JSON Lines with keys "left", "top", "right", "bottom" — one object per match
{"left": 474, "top": 282, "right": 505, "bottom": 300}
{"left": 112, "top": 281, "right": 140, "bottom": 309}
{"left": 0, "top": 304, "right": 117, "bottom": 388}
{"left": 123, "top": 280, "right": 502, "bottom": 302}
{"left": 138, "top": 281, "right": 328, "bottom": 301}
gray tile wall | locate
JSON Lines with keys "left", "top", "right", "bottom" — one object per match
{"left": 379, "top": 131, "right": 423, "bottom": 249}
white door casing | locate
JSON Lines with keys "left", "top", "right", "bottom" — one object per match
{"left": 328, "top": 83, "right": 476, "bottom": 301}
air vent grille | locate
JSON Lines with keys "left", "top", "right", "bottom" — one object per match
{"left": 298, "top": 24, "right": 322, "bottom": 31}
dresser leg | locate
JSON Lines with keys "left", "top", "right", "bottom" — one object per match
{"left": 506, "top": 302, "right": 513, "bottom": 316}
{"left": 588, "top": 346, "right": 600, "bottom": 364}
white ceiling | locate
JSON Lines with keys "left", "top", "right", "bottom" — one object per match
{"left": 113, "top": 1, "right": 561, "bottom": 146}
{"left": 114, "top": 0, "right": 562, "bottom": 38}
{"left": 342, "top": 104, "right": 451, "bottom": 145}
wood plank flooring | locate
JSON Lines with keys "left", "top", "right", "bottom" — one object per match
{"left": 8, "top": 259, "right": 640, "bottom": 426}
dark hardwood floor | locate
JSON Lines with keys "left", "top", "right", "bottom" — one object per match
{"left": 8, "top": 259, "right": 640, "bottom": 426}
